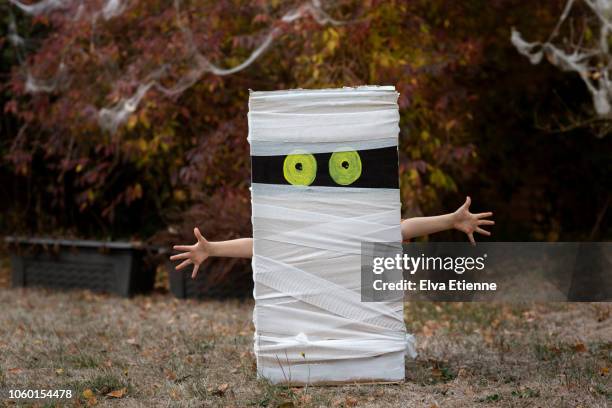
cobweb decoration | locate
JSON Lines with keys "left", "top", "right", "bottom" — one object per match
{"left": 7, "top": 0, "right": 348, "bottom": 133}
{"left": 511, "top": 0, "right": 612, "bottom": 117}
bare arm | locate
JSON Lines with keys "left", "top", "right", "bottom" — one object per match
{"left": 170, "top": 228, "right": 252, "bottom": 279}
{"left": 209, "top": 238, "right": 253, "bottom": 258}
{"left": 401, "top": 214, "right": 455, "bottom": 240}
{"left": 401, "top": 196, "right": 494, "bottom": 244}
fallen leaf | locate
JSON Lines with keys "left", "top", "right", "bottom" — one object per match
{"left": 482, "top": 330, "right": 495, "bottom": 345}
{"left": 574, "top": 342, "right": 587, "bottom": 353}
{"left": 523, "top": 310, "right": 537, "bottom": 322}
{"left": 82, "top": 389, "right": 95, "bottom": 399}
{"left": 345, "top": 396, "right": 358, "bottom": 407}
{"left": 8, "top": 367, "right": 23, "bottom": 374}
{"left": 600, "top": 367, "right": 609, "bottom": 376}
{"left": 106, "top": 387, "right": 127, "bottom": 398}
{"left": 217, "top": 383, "right": 230, "bottom": 395}
{"left": 126, "top": 338, "right": 138, "bottom": 345}
{"left": 421, "top": 320, "right": 441, "bottom": 337}
{"left": 596, "top": 308, "right": 610, "bottom": 322}
{"left": 55, "top": 368, "right": 64, "bottom": 375}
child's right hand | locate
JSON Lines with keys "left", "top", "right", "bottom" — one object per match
{"left": 170, "top": 227, "right": 210, "bottom": 279}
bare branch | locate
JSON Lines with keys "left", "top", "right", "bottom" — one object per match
{"left": 512, "top": 0, "right": 612, "bottom": 121}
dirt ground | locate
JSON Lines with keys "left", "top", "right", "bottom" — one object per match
{"left": 0, "top": 261, "right": 610, "bottom": 407}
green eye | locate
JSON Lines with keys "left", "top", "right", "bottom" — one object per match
{"left": 329, "top": 150, "right": 362, "bottom": 185}
{"left": 283, "top": 152, "right": 317, "bottom": 186}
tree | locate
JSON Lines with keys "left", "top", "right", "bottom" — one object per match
{"left": 512, "top": 0, "right": 612, "bottom": 136}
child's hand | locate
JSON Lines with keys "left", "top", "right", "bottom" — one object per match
{"left": 170, "top": 227, "right": 210, "bottom": 279}
{"left": 451, "top": 196, "right": 494, "bottom": 245}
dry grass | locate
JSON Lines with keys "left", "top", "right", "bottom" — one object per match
{"left": 0, "top": 263, "right": 610, "bottom": 407}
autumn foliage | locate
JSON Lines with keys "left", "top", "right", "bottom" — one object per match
{"left": 1, "top": 0, "right": 610, "bottom": 250}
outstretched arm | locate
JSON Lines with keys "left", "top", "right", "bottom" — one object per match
{"left": 170, "top": 228, "right": 253, "bottom": 279}
{"left": 401, "top": 196, "right": 494, "bottom": 244}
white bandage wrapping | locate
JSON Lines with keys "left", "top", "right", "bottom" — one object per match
{"left": 249, "top": 87, "right": 416, "bottom": 384}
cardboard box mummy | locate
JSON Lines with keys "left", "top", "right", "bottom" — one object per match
{"left": 248, "top": 86, "right": 416, "bottom": 384}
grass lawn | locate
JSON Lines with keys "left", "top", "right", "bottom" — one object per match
{"left": 0, "top": 261, "right": 610, "bottom": 407}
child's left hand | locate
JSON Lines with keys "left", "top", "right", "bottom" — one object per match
{"left": 451, "top": 196, "right": 494, "bottom": 245}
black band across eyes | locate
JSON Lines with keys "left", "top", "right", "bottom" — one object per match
{"left": 251, "top": 146, "right": 399, "bottom": 189}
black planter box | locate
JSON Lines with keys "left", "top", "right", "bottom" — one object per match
{"left": 168, "top": 257, "right": 252, "bottom": 299}
{"left": 5, "top": 237, "right": 156, "bottom": 297}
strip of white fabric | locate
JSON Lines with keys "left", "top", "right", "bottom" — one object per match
{"left": 249, "top": 87, "right": 416, "bottom": 383}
